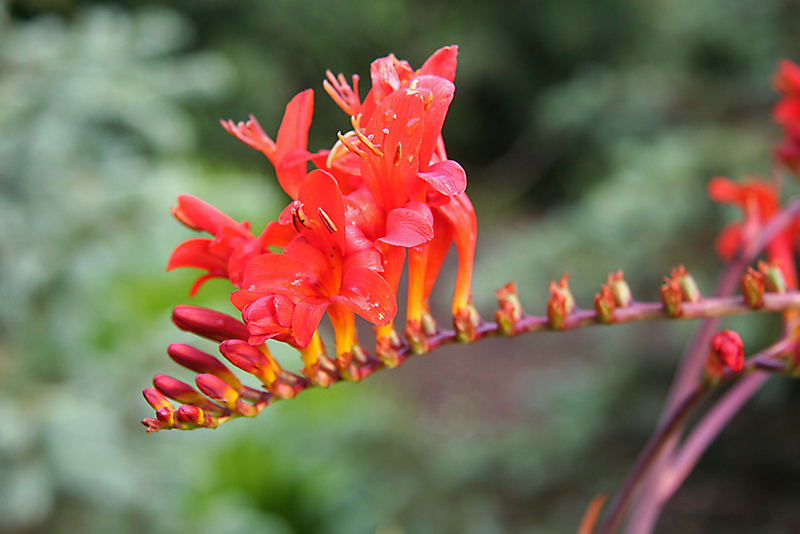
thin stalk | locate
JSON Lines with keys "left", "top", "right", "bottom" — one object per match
{"left": 624, "top": 198, "right": 800, "bottom": 534}
{"left": 595, "top": 343, "right": 790, "bottom": 534}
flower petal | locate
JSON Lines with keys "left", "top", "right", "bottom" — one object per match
{"left": 417, "top": 159, "right": 466, "bottom": 197}
{"left": 298, "top": 169, "right": 346, "bottom": 252}
{"left": 417, "top": 45, "right": 458, "bottom": 82}
{"left": 240, "top": 252, "right": 316, "bottom": 298}
{"left": 413, "top": 75, "right": 455, "bottom": 169}
{"left": 275, "top": 89, "right": 315, "bottom": 199}
{"left": 378, "top": 201, "right": 434, "bottom": 247}
{"left": 292, "top": 298, "right": 330, "bottom": 347}
{"left": 168, "top": 238, "right": 221, "bottom": 270}
{"left": 334, "top": 266, "right": 397, "bottom": 325}
{"left": 172, "top": 195, "right": 241, "bottom": 235}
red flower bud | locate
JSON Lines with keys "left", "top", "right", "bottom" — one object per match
{"left": 219, "top": 339, "right": 276, "bottom": 384}
{"left": 741, "top": 267, "right": 765, "bottom": 308}
{"left": 196, "top": 373, "right": 240, "bottom": 410}
{"left": 143, "top": 387, "right": 173, "bottom": 412}
{"left": 153, "top": 374, "right": 225, "bottom": 414}
{"left": 172, "top": 305, "right": 250, "bottom": 342}
{"left": 708, "top": 330, "right": 745, "bottom": 378}
{"left": 167, "top": 343, "right": 242, "bottom": 390}
{"left": 155, "top": 408, "right": 175, "bottom": 426}
{"left": 176, "top": 404, "right": 206, "bottom": 427}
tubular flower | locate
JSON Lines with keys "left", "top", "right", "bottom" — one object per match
{"left": 221, "top": 89, "right": 323, "bottom": 199}
{"left": 231, "top": 169, "right": 396, "bottom": 360}
{"left": 708, "top": 176, "right": 798, "bottom": 289}
{"left": 144, "top": 46, "right": 478, "bottom": 432}
{"left": 167, "top": 195, "right": 259, "bottom": 295}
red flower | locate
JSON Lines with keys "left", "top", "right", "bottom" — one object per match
{"left": 167, "top": 195, "right": 260, "bottom": 295}
{"left": 708, "top": 176, "right": 797, "bottom": 288}
{"left": 222, "top": 89, "right": 322, "bottom": 199}
{"left": 167, "top": 194, "right": 294, "bottom": 295}
{"left": 710, "top": 330, "right": 745, "bottom": 373}
{"left": 145, "top": 46, "right": 479, "bottom": 432}
{"left": 231, "top": 170, "right": 397, "bottom": 351}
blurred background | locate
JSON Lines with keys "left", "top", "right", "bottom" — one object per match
{"left": 2, "top": 1, "right": 800, "bottom": 532}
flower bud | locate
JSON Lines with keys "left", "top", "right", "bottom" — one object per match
{"left": 454, "top": 303, "right": 480, "bottom": 343}
{"left": 404, "top": 319, "right": 429, "bottom": 354}
{"left": 706, "top": 330, "right": 745, "bottom": 383}
{"left": 196, "top": 373, "right": 240, "bottom": 410}
{"left": 176, "top": 404, "right": 206, "bottom": 427}
{"left": 758, "top": 260, "right": 787, "bottom": 294}
{"left": 594, "top": 285, "right": 615, "bottom": 324}
{"left": 153, "top": 374, "right": 224, "bottom": 414}
{"left": 671, "top": 266, "right": 701, "bottom": 303}
{"left": 496, "top": 282, "right": 523, "bottom": 335}
{"left": 741, "top": 267, "right": 765, "bottom": 308}
{"left": 167, "top": 343, "right": 242, "bottom": 390}
{"left": 172, "top": 305, "right": 250, "bottom": 342}
{"left": 711, "top": 330, "right": 745, "bottom": 372}
{"left": 660, "top": 277, "right": 683, "bottom": 317}
{"left": 143, "top": 388, "right": 176, "bottom": 429}
{"left": 547, "top": 273, "right": 574, "bottom": 330}
{"left": 607, "top": 271, "right": 632, "bottom": 307}
{"left": 141, "top": 418, "right": 167, "bottom": 433}
{"left": 155, "top": 408, "right": 175, "bottom": 426}
{"left": 376, "top": 343, "right": 403, "bottom": 368}
{"left": 143, "top": 387, "right": 173, "bottom": 412}
{"left": 219, "top": 339, "right": 277, "bottom": 385}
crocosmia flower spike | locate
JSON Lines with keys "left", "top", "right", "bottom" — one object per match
{"left": 143, "top": 45, "right": 479, "bottom": 432}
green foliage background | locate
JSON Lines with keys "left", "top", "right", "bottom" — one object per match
{"left": 2, "top": 1, "right": 800, "bottom": 532}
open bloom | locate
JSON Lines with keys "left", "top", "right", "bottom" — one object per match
{"left": 231, "top": 169, "right": 396, "bottom": 353}
{"left": 144, "top": 46, "right": 477, "bottom": 432}
{"left": 708, "top": 176, "right": 798, "bottom": 289}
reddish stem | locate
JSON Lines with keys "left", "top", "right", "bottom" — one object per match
{"left": 594, "top": 343, "right": 790, "bottom": 534}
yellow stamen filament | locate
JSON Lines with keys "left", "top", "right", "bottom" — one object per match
{"left": 351, "top": 123, "right": 384, "bottom": 158}
{"left": 291, "top": 205, "right": 310, "bottom": 233}
{"left": 337, "top": 130, "right": 369, "bottom": 159}
{"left": 317, "top": 207, "right": 338, "bottom": 233}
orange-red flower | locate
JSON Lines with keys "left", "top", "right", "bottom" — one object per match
{"left": 709, "top": 330, "right": 745, "bottom": 374}
{"left": 708, "top": 176, "right": 798, "bottom": 288}
{"left": 221, "top": 89, "right": 321, "bottom": 199}
{"left": 145, "top": 46, "right": 478, "bottom": 432}
{"left": 231, "top": 170, "right": 396, "bottom": 353}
